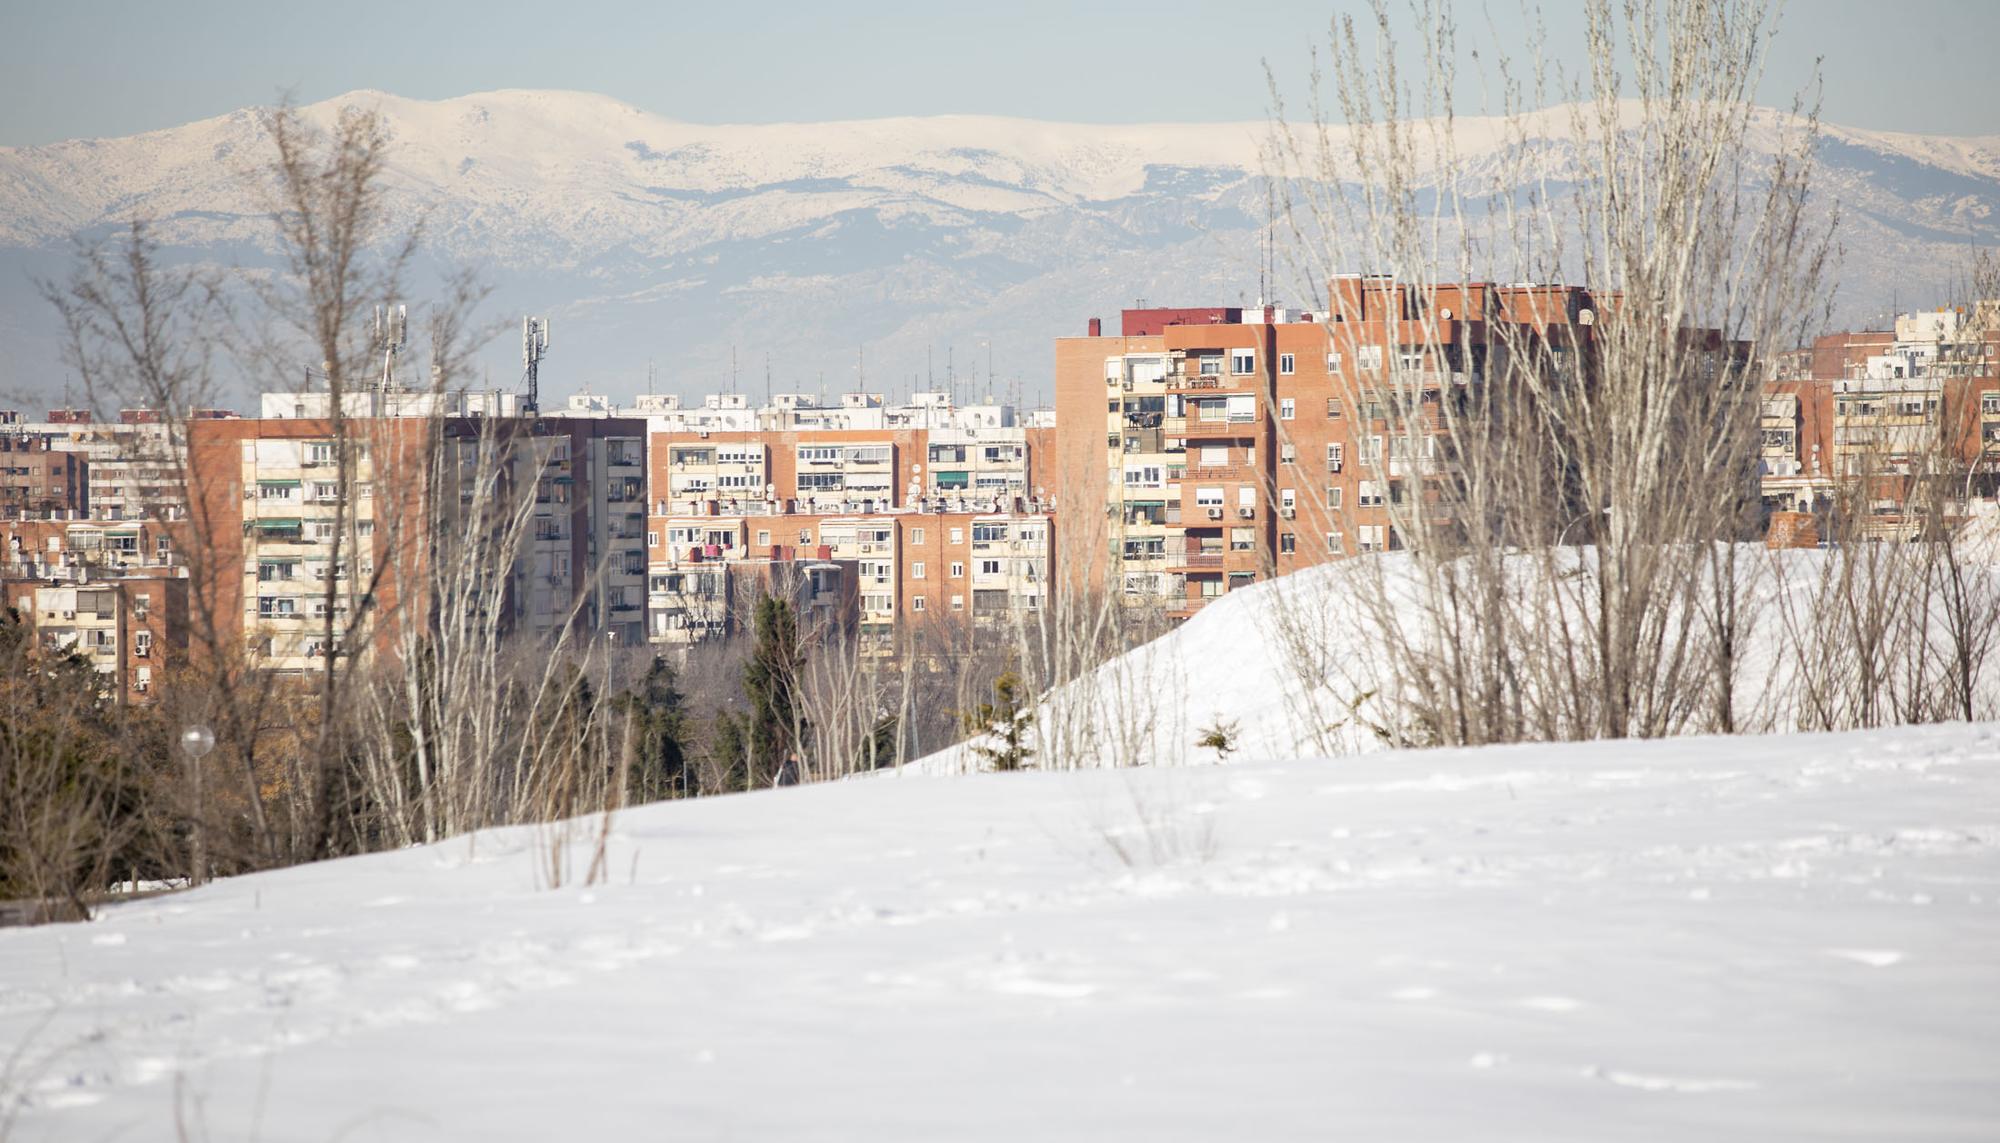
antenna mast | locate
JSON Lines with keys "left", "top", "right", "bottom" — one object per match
{"left": 522, "top": 315, "right": 550, "bottom": 414}
{"left": 374, "top": 304, "right": 408, "bottom": 393}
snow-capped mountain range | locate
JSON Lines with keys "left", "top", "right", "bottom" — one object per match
{"left": 3, "top": 88, "right": 1997, "bottom": 406}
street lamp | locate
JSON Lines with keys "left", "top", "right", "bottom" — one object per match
{"left": 180, "top": 725, "right": 215, "bottom": 761}
{"left": 181, "top": 725, "right": 214, "bottom": 886}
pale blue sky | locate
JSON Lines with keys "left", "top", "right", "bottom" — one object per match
{"left": 4, "top": 0, "right": 1997, "bottom": 145}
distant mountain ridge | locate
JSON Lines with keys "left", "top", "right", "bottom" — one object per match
{"left": 3, "top": 88, "right": 1996, "bottom": 405}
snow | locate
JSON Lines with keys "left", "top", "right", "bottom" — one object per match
{"left": 3, "top": 721, "right": 1997, "bottom": 1139}
{"left": 918, "top": 547, "right": 2000, "bottom": 776}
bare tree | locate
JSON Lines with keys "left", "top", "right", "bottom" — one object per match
{"left": 1265, "top": 0, "right": 1834, "bottom": 746}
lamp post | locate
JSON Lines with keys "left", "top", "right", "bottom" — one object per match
{"left": 180, "top": 724, "right": 214, "bottom": 886}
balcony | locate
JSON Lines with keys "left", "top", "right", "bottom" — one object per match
{"left": 1183, "top": 419, "right": 1256, "bottom": 440}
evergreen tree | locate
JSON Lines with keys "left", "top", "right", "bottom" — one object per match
{"left": 741, "top": 594, "right": 806, "bottom": 789}
{"left": 963, "top": 669, "right": 1034, "bottom": 772}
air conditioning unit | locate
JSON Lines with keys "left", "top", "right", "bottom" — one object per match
{"left": 1205, "top": 507, "right": 1223, "bottom": 520}
{"left": 1238, "top": 507, "right": 1255, "bottom": 518}
{"left": 1280, "top": 507, "right": 1296, "bottom": 519}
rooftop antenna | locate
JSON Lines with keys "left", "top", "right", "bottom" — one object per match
{"left": 521, "top": 314, "right": 550, "bottom": 414}
{"left": 647, "top": 358, "right": 657, "bottom": 395}
{"left": 764, "top": 352, "right": 772, "bottom": 405}
{"left": 1259, "top": 179, "right": 1275, "bottom": 307}
{"left": 730, "top": 345, "right": 738, "bottom": 395}
{"left": 374, "top": 303, "right": 408, "bottom": 392}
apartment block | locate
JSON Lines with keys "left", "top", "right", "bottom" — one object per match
{"left": 1761, "top": 308, "right": 2000, "bottom": 534}
{"left": 3, "top": 568, "right": 188, "bottom": 703}
{"left": 1056, "top": 278, "right": 1607, "bottom": 616}
{"left": 645, "top": 505, "right": 1052, "bottom": 644}
{"left": 0, "top": 435, "right": 88, "bottom": 518}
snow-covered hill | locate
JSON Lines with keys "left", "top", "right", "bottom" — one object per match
{"left": 2, "top": 722, "right": 1995, "bottom": 1139}
{"left": 3, "top": 88, "right": 1997, "bottom": 403}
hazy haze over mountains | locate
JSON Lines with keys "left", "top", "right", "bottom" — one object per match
{"left": 3, "top": 88, "right": 1997, "bottom": 409}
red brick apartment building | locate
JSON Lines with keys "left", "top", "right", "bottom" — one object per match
{"left": 1760, "top": 308, "right": 2000, "bottom": 536}
{"left": 180, "top": 412, "right": 679, "bottom": 672}
{"left": 0, "top": 435, "right": 87, "bottom": 518}
{"left": 643, "top": 425, "right": 1056, "bottom": 643}
{"left": 2, "top": 517, "right": 188, "bottom": 703}
{"left": 1055, "top": 277, "right": 1609, "bottom": 616}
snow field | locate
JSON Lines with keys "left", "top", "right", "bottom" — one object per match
{"left": 1, "top": 721, "right": 1996, "bottom": 1139}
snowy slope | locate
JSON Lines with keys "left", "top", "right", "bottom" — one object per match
{"left": 2, "top": 722, "right": 1996, "bottom": 1140}
{"left": 921, "top": 547, "right": 2000, "bottom": 776}
{"left": 2, "top": 89, "right": 1997, "bottom": 403}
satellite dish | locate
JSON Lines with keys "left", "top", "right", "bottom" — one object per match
{"left": 1438, "top": 308, "right": 1453, "bottom": 320}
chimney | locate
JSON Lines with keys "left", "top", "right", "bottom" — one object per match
{"left": 1088, "top": 317, "right": 1102, "bottom": 337}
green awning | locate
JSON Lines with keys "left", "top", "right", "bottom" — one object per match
{"left": 258, "top": 479, "right": 302, "bottom": 487}
{"left": 933, "top": 471, "right": 970, "bottom": 487}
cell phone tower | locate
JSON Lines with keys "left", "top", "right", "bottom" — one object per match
{"left": 523, "top": 315, "right": 551, "bottom": 414}
{"left": 373, "top": 304, "right": 408, "bottom": 392}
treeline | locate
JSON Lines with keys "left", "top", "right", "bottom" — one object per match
{"left": 0, "top": 585, "right": 1071, "bottom": 917}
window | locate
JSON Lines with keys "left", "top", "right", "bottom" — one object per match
{"left": 1357, "top": 345, "right": 1384, "bottom": 370}
{"left": 951, "top": 594, "right": 965, "bottom": 611}
{"left": 133, "top": 593, "right": 150, "bottom": 617}
{"left": 1280, "top": 488, "right": 1297, "bottom": 511}
{"left": 1326, "top": 444, "right": 1344, "bottom": 473}
{"left": 912, "top": 561, "right": 926, "bottom": 580}
{"left": 647, "top": 531, "right": 660, "bottom": 547}
{"left": 1194, "top": 486, "right": 1225, "bottom": 507}
{"left": 135, "top": 666, "right": 152, "bottom": 692}
{"left": 307, "top": 441, "right": 336, "bottom": 465}
{"left": 1280, "top": 398, "right": 1296, "bottom": 420}
{"left": 1280, "top": 533, "right": 1296, "bottom": 554}
{"left": 1358, "top": 480, "right": 1384, "bottom": 507}
{"left": 949, "top": 528, "right": 963, "bottom": 544}
{"left": 1279, "top": 353, "right": 1296, "bottom": 375}
{"left": 1280, "top": 443, "right": 1296, "bottom": 462}
{"left": 756, "top": 530, "right": 771, "bottom": 546}
{"left": 1327, "top": 532, "right": 1345, "bottom": 554}
{"left": 911, "top": 528, "right": 925, "bottom": 544}
{"left": 912, "top": 596, "right": 926, "bottom": 612}
{"left": 1230, "top": 528, "right": 1255, "bottom": 551}
{"left": 135, "top": 630, "right": 152, "bottom": 657}
{"left": 979, "top": 559, "right": 1002, "bottom": 575}
{"left": 950, "top": 561, "right": 965, "bottom": 578}
{"left": 1326, "top": 398, "right": 1343, "bottom": 418}
{"left": 1984, "top": 393, "right": 2000, "bottom": 415}
{"left": 1231, "top": 349, "right": 1256, "bottom": 375}
{"left": 1198, "top": 356, "right": 1223, "bottom": 377}
{"left": 1326, "top": 486, "right": 1344, "bottom": 510}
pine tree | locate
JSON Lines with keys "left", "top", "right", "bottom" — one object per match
{"left": 963, "top": 669, "right": 1034, "bottom": 772}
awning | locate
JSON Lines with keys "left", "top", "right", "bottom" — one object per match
{"left": 933, "top": 471, "right": 970, "bottom": 487}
